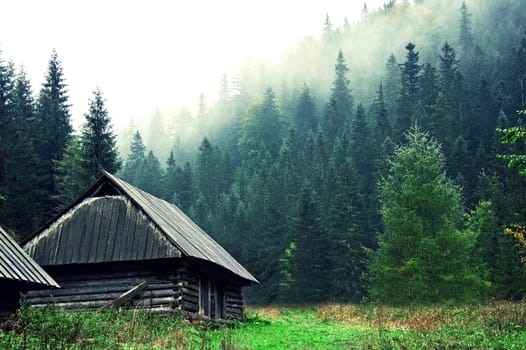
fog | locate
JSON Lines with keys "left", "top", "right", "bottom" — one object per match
{"left": 1, "top": 0, "right": 523, "bottom": 164}
{"left": 116, "top": 0, "right": 520, "bottom": 164}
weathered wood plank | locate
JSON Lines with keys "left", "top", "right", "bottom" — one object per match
{"left": 99, "top": 281, "right": 148, "bottom": 311}
{"left": 67, "top": 203, "right": 85, "bottom": 264}
{"left": 103, "top": 200, "right": 118, "bottom": 261}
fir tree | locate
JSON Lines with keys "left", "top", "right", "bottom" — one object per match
{"left": 34, "top": 50, "right": 72, "bottom": 213}
{"left": 293, "top": 84, "right": 317, "bottom": 142}
{"left": 121, "top": 131, "right": 146, "bottom": 184}
{"left": 396, "top": 43, "right": 421, "bottom": 140}
{"left": 80, "top": 87, "right": 121, "bottom": 181}
{"left": 369, "top": 126, "right": 481, "bottom": 304}
{"left": 322, "top": 50, "right": 353, "bottom": 146}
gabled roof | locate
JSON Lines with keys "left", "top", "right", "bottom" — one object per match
{"left": 24, "top": 171, "right": 258, "bottom": 284}
{"left": 0, "top": 225, "right": 59, "bottom": 288}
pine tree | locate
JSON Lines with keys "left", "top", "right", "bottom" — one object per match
{"left": 54, "top": 137, "right": 88, "bottom": 206}
{"left": 458, "top": 2, "right": 474, "bottom": 57}
{"left": 369, "top": 126, "right": 481, "bottom": 304}
{"left": 135, "top": 150, "right": 164, "bottom": 197}
{"left": 239, "top": 87, "right": 283, "bottom": 165}
{"left": 371, "top": 83, "right": 391, "bottom": 142}
{"left": 35, "top": 49, "right": 72, "bottom": 167}
{"left": 384, "top": 54, "right": 400, "bottom": 117}
{"left": 5, "top": 66, "right": 44, "bottom": 234}
{"left": 121, "top": 130, "right": 146, "bottom": 184}
{"left": 293, "top": 84, "right": 317, "bottom": 142}
{"left": 417, "top": 63, "right": 438, "bottom": 132}
{"left": 80, "top": 87, "right": 121, "bottom": 182}
{"left": 322, "top": 50, "right": 353, "bottom": 146}
{"left": 0, "top": 52, "right": 15, "bottom": 227}
{"left": 396, "top": 43, "right": 421, "bottom": 140}
{"left": 34, "top": 50, "right": 72, "bottom": 213}
{"left": 281, "top": 181, "right": 329, "bottom": 302}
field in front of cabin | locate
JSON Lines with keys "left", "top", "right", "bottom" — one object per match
{"left": 1, "top": 302, "right": 526, "bottom": 349}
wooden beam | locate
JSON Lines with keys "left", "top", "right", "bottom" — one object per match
{"left": 99, "top": 281, "right": 148, "bottom": 311}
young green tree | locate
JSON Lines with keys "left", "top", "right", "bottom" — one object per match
{"left": 369, "top": 126, "right": 481, "bottom": 304}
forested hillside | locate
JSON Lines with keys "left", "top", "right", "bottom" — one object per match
{"left": 1, "top": 0, "right": 526, "bottom": 304}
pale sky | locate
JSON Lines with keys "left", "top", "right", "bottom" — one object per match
{"left": 1, "top": 0, "right": 389, "bottom": 130}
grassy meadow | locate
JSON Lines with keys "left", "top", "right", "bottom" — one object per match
{"left": 1, "top": 302, "right": 526, "bottom": 349}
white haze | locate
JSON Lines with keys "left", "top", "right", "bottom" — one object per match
{"left": 0, "top": 0, "right": 392, "bottom": 131}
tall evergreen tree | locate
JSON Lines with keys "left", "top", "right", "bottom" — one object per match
{"left": 371, "top": 83, "right": 391, "bottom": 142}
{"left": 293, "top": 84, "right": 317, "bottom": 142}
{"left": 35, "top": 50, "right": 72, "bottom": 213}
{"left": 322, "top": 50, "right": 353, "bottom": 147}
{"left": 80, "top": 87, "right": 121, "bottom": 181}
{"left": 369, "top": 127, "right": 481, "bottom": 304}
{"left": 281, "top": 181, "right": 328, "bottom": 302}
{"left": 135, "top": 150, "right": 164, "bottom": 197}
{"left": 5, "top": 67, "right": 44, "bottom": 234}
{"left": 121, "top": 130, "right": 146, "bottom": 184}
{"left": 396, "top": 43, "right": 421, "bottom": 140}
{"left": 36, "top": 49, "right": 72, "bottom": 167}
{"left": 0, "top": 52, "right": 15, "bottom": 228}
{"left": 239, "top": 87, "right": 283, "bottom": 165}
{"left": 384, "top": 53, "right": 400, "bottom": 117}
{"left": 458, "top": 2, "right": 474, "bottom": 58}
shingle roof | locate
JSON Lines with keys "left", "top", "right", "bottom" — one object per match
{"left": 24, "top": 171, "right": 258, "bottom": 284}
{"left": 0, "top": 225, "right": 59, "bottom": 288}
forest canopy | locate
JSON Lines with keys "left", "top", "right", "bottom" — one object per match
{"left": 1, "top": 0, "right": 526, "bottom": 304}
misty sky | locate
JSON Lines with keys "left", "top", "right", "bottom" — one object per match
{"left": 1, "top": 0, "right": 390, "bottom": 129}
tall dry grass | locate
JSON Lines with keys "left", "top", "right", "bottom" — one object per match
{"left": 315, "top": 301, "right": 526, "bottom": 331}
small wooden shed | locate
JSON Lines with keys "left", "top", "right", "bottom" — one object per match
{"left": 22, "top": 171, "right": 257, "bottom": 320}
{"left": 0, "top": 224, "right": 59, "bottom": 320}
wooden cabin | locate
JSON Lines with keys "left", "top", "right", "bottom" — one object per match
{"left": 0, "top": 224, "right": 59, "bottom": 321}
{"left": 22, "top": 171, "right": 257, "bottom": 321}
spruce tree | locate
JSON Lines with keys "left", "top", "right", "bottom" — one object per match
{"left": 322, "top": 50, "right": 353, "bottom": 147}
{"left": 35, "top": 50, "right": 72, "bottom": 213}
{"left": 6, "top": 67, "right": 44, "bottom": 234}
{"left": 239, "top": 87, "right": 283, "bottom": 165}
{"left": 80, "top": 87, "right": 121, "bottom": 181}
{"left": 293, "top": 84, "right": 317, "bottom": 142}
{"left": 369, "top": 126, "right": 481, "bottom": 304}
{"left": 121, "top": 131, "right": 146, "bottom": 184}
{"left": 371, "top": 83, "right": 391, "bottom": 142}
{"left": 396, "top": 43, "right": 421, "bottom": 140}
{"left": 384, "top": 53, "right": 400, "bottom": 117}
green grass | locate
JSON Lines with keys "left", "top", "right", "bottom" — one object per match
{"left": 2, "top": 303, "right": 526, "bottom": 349}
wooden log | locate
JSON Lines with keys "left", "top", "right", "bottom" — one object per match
{"left": 134, "top": 296, "right": 174, "bottom": 307}
{"left": 180, "top": 287, "right": 199, "bottom": 297}
{"left": 141, "top": 289, "right": 176, "bottom": 298}
{"left": 26, "top": 284, "right": 139, "bottom": 298}
{"left": 179, "top": 301, "right": 199, "bottom": 312}
{"left": 26, "top": 292, "right": 124, "bottom": 304}
{"left": 99, "top": 281, "right": 148, "bottom": 311}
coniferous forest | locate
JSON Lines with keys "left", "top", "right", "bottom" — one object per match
{"left": 1, "top": 0, "right": 526, "bottom": 305}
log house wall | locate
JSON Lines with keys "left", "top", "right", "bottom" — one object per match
{"left": 23, "top": 258, "right": 247, "bottom": 321}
